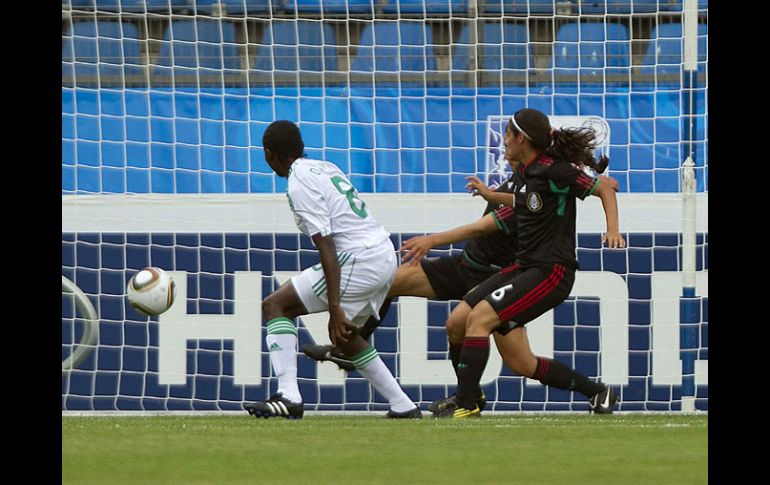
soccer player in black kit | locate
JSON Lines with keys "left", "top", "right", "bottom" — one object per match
{"left": 305, "top": 139, "right": 621, "bottom": 414}
{"left": 439, "top": 108, "right": 625, "bottom": 418}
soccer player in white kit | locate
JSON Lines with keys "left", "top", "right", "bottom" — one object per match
{"left": 244, "top": 120, "right": 421, "bottom": 419}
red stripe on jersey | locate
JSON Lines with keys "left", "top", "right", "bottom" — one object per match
{"left": 463, "top": 337, "right": 490, "bottom": 349}
{"left": 500, "top": 263, "right": 521, "bottom": 274}
{"left": 498, "top": 264, "right": 565, "bottom": 322}
{"left": 498, "top": 264, "right": 563, "bottom": 321}
{"left": 576, "top": 173, "right": 596, "bottom": 190}
{"left": 496, "top": 206, "right": 514, "bottom": 220}
{"left": 524, "top": 154, "right": 553, "bottom": 172}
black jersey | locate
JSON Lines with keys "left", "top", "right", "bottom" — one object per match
{"left": 462, "top": 172, "right": 521, "bottom": 270}
{"left": 515, "top": 154, "right": 599, "bottom": 269}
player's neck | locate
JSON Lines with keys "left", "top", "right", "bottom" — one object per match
{"left": 520, "top": 148, "right": 541, "bottom": 170}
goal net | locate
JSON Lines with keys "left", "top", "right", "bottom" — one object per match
{"left": 62, "top": 0, "right": 708, "bottom": 413}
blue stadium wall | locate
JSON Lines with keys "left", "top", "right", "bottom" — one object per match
{"left": 62, "top": 86, "right": 708, "bottom": 412}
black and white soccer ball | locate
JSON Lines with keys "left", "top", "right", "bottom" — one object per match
{"left": 127, "top": 267, "right": 176, "bottom": 316}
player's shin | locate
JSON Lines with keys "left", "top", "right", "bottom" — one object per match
{"left": 456, "top": 336, "right": 490, "bottom": 410}
{"left": 534, "top": 357, "right": 605, "bottom": 398}
{"left": 265, "top": 317, "right": 302, "bottom": 404}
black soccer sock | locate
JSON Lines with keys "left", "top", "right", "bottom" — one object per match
{"left": 358, "top": 298, "right": 393, "bottom": 341}
{"left": 456, "top": 337, "right": 490, "bottom": 409}
{"left": 534, "top": 357, "right": 605, "bottom": 398}
{"left": 449, "top": 342, "right": 463, "bottom": 377}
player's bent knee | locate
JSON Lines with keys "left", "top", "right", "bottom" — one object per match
{"left": 445, "top": 315, "right": 465, "bottom": 343}
{"left": 466, "top": 303, "right": 500, "bottom": 335}
{"left": 262, "top": 295, "right": 283, "bottom": 321}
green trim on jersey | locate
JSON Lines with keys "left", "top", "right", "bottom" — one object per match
{"left": 312, "top": 277, "right": 327, "bottom": 297}
{"left": 310, "top": 253, "right": 353, "bottom": 295}
{"left": 549, "top": 180, "right": 569, "bottom": 217}
{"left": 583, "top": 178, "right": 600, "bottom": 198}
{"left": 491, "top": 210, "right": 511, "bottom": 234}
{"left": 351, "top": 346, "right": 378, "bottom": 369}
{"left": 461, "top": 251, "right": 501, "bottom": 272}
{"left": 340, "top": 255, "right": 357, "bottom": 297}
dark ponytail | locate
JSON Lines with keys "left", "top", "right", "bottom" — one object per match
{"left": 512, "top": 108, "right": 609, "bottom": 174}
{"left": 549, "top": 127, "right": 608, "bottom": 174}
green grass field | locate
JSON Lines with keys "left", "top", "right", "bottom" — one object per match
{"left": 62, "top": 414, "right": 707, "bottom": 485}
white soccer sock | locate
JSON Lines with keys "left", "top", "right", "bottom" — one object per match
{"left": 352, "top": 347, "right": 416, "bottom": 413}
{"left": 265, "top": 317, "right": 302, "bottom": 404}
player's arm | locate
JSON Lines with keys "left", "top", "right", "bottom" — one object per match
{"left": 465, "top": 176, "right": 515, "bottom": 207}
{"left": 591, "top": 178, "right": 626, "bottom": 249}
{"left": 551, "top": 162, "right": 624, "bottom": 249}
{"left": 312, "top": 233, "right": 357, "bottom": 345}
{"left": 399, "top": 213, "right": 498, "bottom": 265}
{"left": 599, "top": 174, "right": 619, "bottom": 192}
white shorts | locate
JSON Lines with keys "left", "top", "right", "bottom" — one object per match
{"left": 291, "top": 241, "right": 397, "bottom": 326}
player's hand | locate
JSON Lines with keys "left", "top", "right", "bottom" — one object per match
{"left": 399, "top": 235, "right": 433, "bottom": 266}
{"left": 329, "top": 310, "right": 357, "bottom": 346}
{"left": 599, "top": 175, "right": 619, "bottom": 192}
{"left": 602, "top": 231, "right": 626, "bottom": 249}
{"left": 465, "top": 176, "right": 493, "bottom": 200}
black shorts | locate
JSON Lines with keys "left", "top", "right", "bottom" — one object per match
{"left": 419, "top": 255, "right": 499, "bottom": 301}
{"left": 463, "top": 263, "right": 575, "bottom": 336}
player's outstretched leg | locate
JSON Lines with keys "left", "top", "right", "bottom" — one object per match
{"left": 493, "top": 331, "right": 619, "bottom": 414}
{"left": 338, "top": 337, "right": 421, "bottom": 419}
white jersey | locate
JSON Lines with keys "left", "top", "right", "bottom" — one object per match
{"left": 286, "top": 158, "right": 390, "bottom": 254}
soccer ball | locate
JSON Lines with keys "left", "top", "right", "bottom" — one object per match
{"left": 127, "top": 267, "right": 176, "bottom": 316}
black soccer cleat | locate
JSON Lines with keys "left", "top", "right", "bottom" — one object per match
{"left": 302, "top": 344, "right": 356, "bottom": 372}
{"left": 588, "top": 385, "right": 619, "bottom": 415}
{"left": 428, "top": 392, "right": 487, "bottom": 418}
{"left": 244, "top": 393, "right": 304, "bottom": 420}
{"left": 386, "top": 406, "right": 423, "bottom": 419}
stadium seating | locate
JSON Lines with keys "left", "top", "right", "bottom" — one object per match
{"left": 222, "top": 0, "right": 275, "bottom": 15}
{"left": 380, "top": 0, "right": 469, "bottom": 14}
{"left": 480, "top": 0, "right": 556, "bottom": 15}
{"left": 551, "top": 21, "right": 630, "bottom": 82}
{"left": 153, "top": 19, "right": 241, "bottom": 79}
{"left": 350, "top": 22, "right": 436, "bottom": 73}
{"left": 65, "top": 20, "right": 145, "bottom": 82}
{"left": 578, "top": 1, "right": 659, "bottom": 14}
{"left": 640, "top": 22, "right": 708, "bottom": 78}
{"left": 92, "top": 0, "right": 143, "bottom": 11}
{"left": 67, "top": 0, "right": 94, "bottom": 9}
{"left": 479, "top": 21, "right": 529, "bottom": 71}
{"left": 284, "top": 0, "right": 376, "bottom": 14}
{"left": 77, "top": 0, "right": 190, "bottom": 12}
{"left": 189, "top": 0, "right": 223, "bottom": 14}
{"left": 251, "top": 20, "right": 337, "bottom": 72}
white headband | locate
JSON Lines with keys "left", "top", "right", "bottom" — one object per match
{"left": 509, "top": 115, "right": 532, "bottom": 141}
